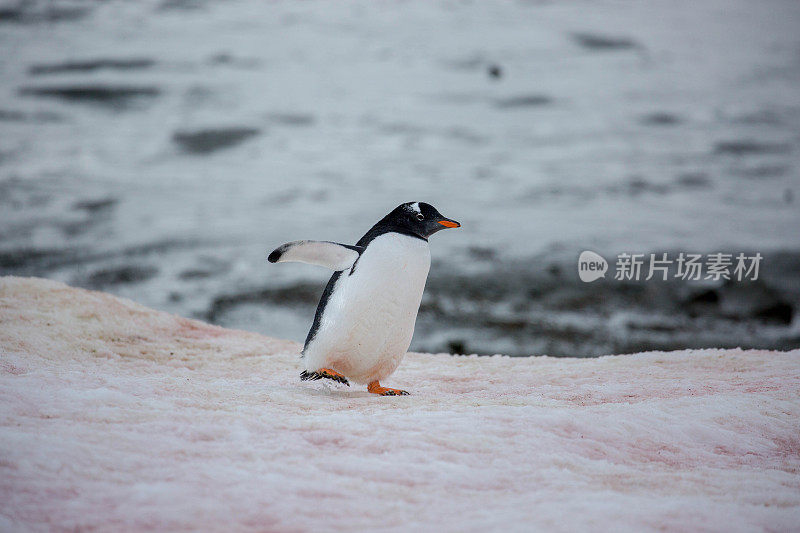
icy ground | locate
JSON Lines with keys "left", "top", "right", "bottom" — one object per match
{"left": 1, "top": 0, "right": 799, "bottom": 355}
{"left": 1, "top": 277, "right": 799, "bottom": 531}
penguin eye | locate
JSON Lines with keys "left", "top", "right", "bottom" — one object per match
{"left": 416, "top": 213, "right": 424, "bottom": 221}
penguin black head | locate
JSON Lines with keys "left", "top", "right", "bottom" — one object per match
{"left": 379, "top": 202, "right": 461, "bottom": 241}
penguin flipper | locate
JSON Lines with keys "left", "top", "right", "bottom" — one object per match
{"left": 267, "top": 240, "right": 362, "bottom": 271}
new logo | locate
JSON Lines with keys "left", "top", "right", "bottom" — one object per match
{"left": 578, "top": 251, "right": 608, "bottom": 282}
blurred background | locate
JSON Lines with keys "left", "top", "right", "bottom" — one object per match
{"left": 1, "top": 0, "right": 798, "bottom": 356}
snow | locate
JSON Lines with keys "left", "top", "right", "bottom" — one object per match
{"left": 1, "top": 0, "right": 799, "bottom": 350}
{"left": 1, "top": 276, "right": 798, "bottom": 531}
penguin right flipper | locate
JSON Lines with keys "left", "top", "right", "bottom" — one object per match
{"left": 267, "top": 240, "right": 363, "bottom": 271}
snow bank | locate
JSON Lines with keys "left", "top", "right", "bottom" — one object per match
{"left": 1, "top": 277, "right": 798, "bottom": 531}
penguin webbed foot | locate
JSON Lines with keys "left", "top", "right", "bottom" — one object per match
{"left": 300, "top": 368, "right": 350, "bottom": 386}
{"left": 367, "top": 381, "right": 410, "bottom": 396}
{"left": 380, "top": 389, "right": 410, "bottom": 396}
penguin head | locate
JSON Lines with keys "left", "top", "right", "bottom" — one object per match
{"left": 384, "top": 202, "right": 461, "bottom": 240}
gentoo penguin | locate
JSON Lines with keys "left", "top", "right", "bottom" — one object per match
{"left": 268, "top": 202, "right": 460, "bottom": 396}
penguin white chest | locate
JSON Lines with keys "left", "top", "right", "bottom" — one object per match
{"left": 304, "top": 233, "right": 431, "bottom": 383}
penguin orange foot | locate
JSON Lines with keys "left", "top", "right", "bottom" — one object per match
{"left": 368, "top": 381, "right": 410, "bottom": 396}
{"left": 300, "top": 368, "right": 350, "bottom": 386}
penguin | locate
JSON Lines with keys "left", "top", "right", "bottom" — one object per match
{"left": 268, "top": 202, "right": 460, "bottom": 396}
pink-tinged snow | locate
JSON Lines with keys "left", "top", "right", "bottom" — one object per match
{"left": 1, "top": 277, "right": 798, "bottom": 532}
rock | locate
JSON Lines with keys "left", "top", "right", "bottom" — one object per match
{"left": 173, "top": 127, "right": 261, "bottom": 154}
{"left": 28, "top": 58, "right": 155, "bottom": 76}
{"left": 85, "top": 265, "right": 158, "bottom": 288}
{"left": 571, "top": 32, "right": 639, "bottom": 51}
{"left": 713, "top": 140, "right": 792, "bottom": 155}
{"left": 18, "top": 85, "right": 160, "bottom": 109}
{"left": 494, "top": 94, "right": 552, "bottom": 108}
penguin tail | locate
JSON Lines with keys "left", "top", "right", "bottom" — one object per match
{"left": 300, "top": 368, "right": 350, "bottom": 386}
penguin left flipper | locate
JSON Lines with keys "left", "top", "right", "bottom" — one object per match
{"left": 267, "top": 240, "right": 363, "bottom": 271}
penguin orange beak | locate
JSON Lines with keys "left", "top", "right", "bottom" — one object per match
{"left": 438, "top": 219, "right": 460, "bottom": 228}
